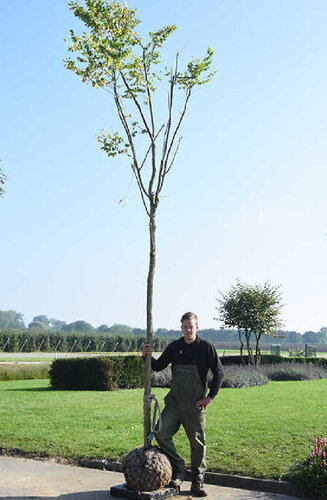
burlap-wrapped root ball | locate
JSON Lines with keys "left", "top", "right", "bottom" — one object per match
{"left": 122, "top": 446, "right": 172, "bottom": 491}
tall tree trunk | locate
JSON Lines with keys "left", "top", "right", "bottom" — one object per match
{"left": 143, "top": 205, "right": 156, "bottom": 448}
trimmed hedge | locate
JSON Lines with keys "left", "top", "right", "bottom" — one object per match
{"left": 50, "top": 356, "right": 144, "bottom": 390}
{"left": 220, "top": 354, "right": 327, "bottom": 368}
{"left": 49, "top": 355, "right": 327, "bottom": 391}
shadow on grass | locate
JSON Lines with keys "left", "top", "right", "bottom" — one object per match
{"left": 3, "top": 387, "right": 51, "bottom": 392}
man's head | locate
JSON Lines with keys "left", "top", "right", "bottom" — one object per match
{"left": 181, "top": 312, "right": 198, "bottom": 344}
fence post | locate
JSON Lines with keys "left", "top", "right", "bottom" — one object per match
{"left": 70, "top": 339, "right": 77, "bottom": 353}
{"left": 19, "top": 338, "right": 28, "bottom": 353}
{"left": 54, "top": 339, "right": 61, "bottom": 359}
{"left": 84, "top": 340, "right": 91, "bottom": 353}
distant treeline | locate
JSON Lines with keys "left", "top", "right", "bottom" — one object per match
{"left": 156, "top": 327, "right": 327, "bottom": 346}
{"left": 1, "top": 310, "right": 327, "bottom": 349}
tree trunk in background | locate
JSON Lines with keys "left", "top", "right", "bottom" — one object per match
{"left": 255, "top": 332, "right": 262, "bottom": 366}
{"left": 245, "top": 329, "right": 254, "bottom": 366}
{"left": 238, "top": 328, "right": 244, "bottom": 363}
{"left": 144, "top": 206, "right": 157, "bottom": 448}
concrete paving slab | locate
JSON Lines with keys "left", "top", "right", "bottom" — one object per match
{"left": 0, "top": 456, "right": 301, "bottom": 500}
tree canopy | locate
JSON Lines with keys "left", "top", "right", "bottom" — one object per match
{"left": 62, "top": 320, "right": 95, "bottom": 333}
{"left": 216, "top": 280, "right": 284, "bottom": 364}
{"left": 0, "top": 310, "right": 25, "bottom": 329}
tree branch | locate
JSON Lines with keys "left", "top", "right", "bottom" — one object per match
{"left": 155, "top": 55, "right": 178, "bottom": 197}
{"left": 142, "top": 48, "right": 155, "bottom": 136}
{"left": 119, "top": 70, "right": 153, "bottom": 140}
{"left": 132, "top": 163, "right": 151, "bottom": 217}
{"left": 113, "top": 75, "right": 150, "bottom": 207}
{"left": 165, "top": 88, "right": 191, "bottom": 168}
{"left": 166, "top": 136, "right": 182, "bottom": 174}
{"left": 140, "top": 125, "right": 164, "bottom": 171}
{"left": 157, "top": 136, "right": 182, "bottom": 194}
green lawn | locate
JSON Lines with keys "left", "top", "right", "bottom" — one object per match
{"left": 1, "top": 378, "right": 326, "bottom": 479}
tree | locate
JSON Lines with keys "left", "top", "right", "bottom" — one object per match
{"left": 302, "top": 331, "right": 318, "bottom": 344}
{"left": 65, "top": 0, "right": 214, "bottom": 447}
{"left": 107, "top": 324, "right": 133, "bottom": 335}
{"left": 28, "top": 321, "right": 47, "bottom": 331}
{"left": 62, "top": 320, "right": 95, "bottom": 333}
{"left": 285, "top": 331, "right": 302, "bottom": 344}
{"left": 317, "top": 327, "right": 327, "bottom": 344}
{"left": 216, "top": 280, "right": 284, "bottom": 365}
{"left": 0, "top": 160, "right": 6, "bottom": 198}
{"left": 97, "top": 324, "right": 109, "bottom": 332}
{"left": 50, "top": 318, "right": 67, "bottom": 330}
{"left": 0, "top": 310, "right": 25, "bottom": 329}
{"left": 33, "top": 315, "right": 50, "bottom": 327}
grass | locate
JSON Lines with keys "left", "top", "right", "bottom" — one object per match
{"left": 0, "top": 378, "right": 326, "bottom": 479}
{"left": 0, "top": 363, "right": 50, "bottom": 381}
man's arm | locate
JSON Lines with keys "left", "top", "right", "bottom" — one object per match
{"left": 195, "top": 343, "right": 224, "bottom": 410}
{"left": 142, "top": 342, "right": 172, "bottom": 372}
{"left": 207, "top": 345, "right": 224, "bottom": 399}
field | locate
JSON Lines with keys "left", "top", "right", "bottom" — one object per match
{"left": 1, "top": 349, "right": 326, "bottom": 363}
{"left": 0, "top": 377, "right": 325, "bottom": 479}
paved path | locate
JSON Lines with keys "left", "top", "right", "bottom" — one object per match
{"left": 0, "top": 456, "right": 301, "bottom": 500}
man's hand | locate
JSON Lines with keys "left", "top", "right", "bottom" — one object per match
{"left": 195, "top": 397, "right": 212, "bottom": 410}
{"left": 142, "top": 343, "right": 153, "bottom": 357}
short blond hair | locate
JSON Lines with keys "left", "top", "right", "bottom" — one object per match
{"left": 180, "top": 312, "right": 198, "bottom": 324}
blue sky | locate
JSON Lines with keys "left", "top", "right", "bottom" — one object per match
{"left": 1, "top": 0, "right": 326, "bottom": 332}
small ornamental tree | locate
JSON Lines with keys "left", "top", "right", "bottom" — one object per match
{"left": 216, "top": 280, "right": 284, "bottom": 365}
{"left": 0, "top": 161, "right": 6, "bottom": 198}
{"left": 65, "top": 0, "right": 215, "bottom": 448}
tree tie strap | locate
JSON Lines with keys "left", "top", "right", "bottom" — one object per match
{"left": 144, "top": 393, "right": 162, "bottom": 442}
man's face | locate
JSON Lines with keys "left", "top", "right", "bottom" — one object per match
{"left": 181, "top": 318, "right": 198, "bottom": 344}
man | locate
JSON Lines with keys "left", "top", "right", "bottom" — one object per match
{"left": 142, "top": 312, "right": 224, "bottom": 496}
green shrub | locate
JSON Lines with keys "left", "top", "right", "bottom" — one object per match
{"left": 290, "top": 434, "right": 327, "bottom": 499}
{"left": 0, "top": 363, "right": 50, "bottom": 381}
{"left": 49, "top": 356, "right": 145, "bottom": 390}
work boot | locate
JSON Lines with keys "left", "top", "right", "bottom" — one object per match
{"left": 191, "top": 474, "right": 208, "bottom": 497}
{"left": 168, "top": 468, "right": 187, "bottom": 488}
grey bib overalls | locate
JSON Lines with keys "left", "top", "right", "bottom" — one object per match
{"left": 155, "top": 364, "right": 207, "bottom": 476}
